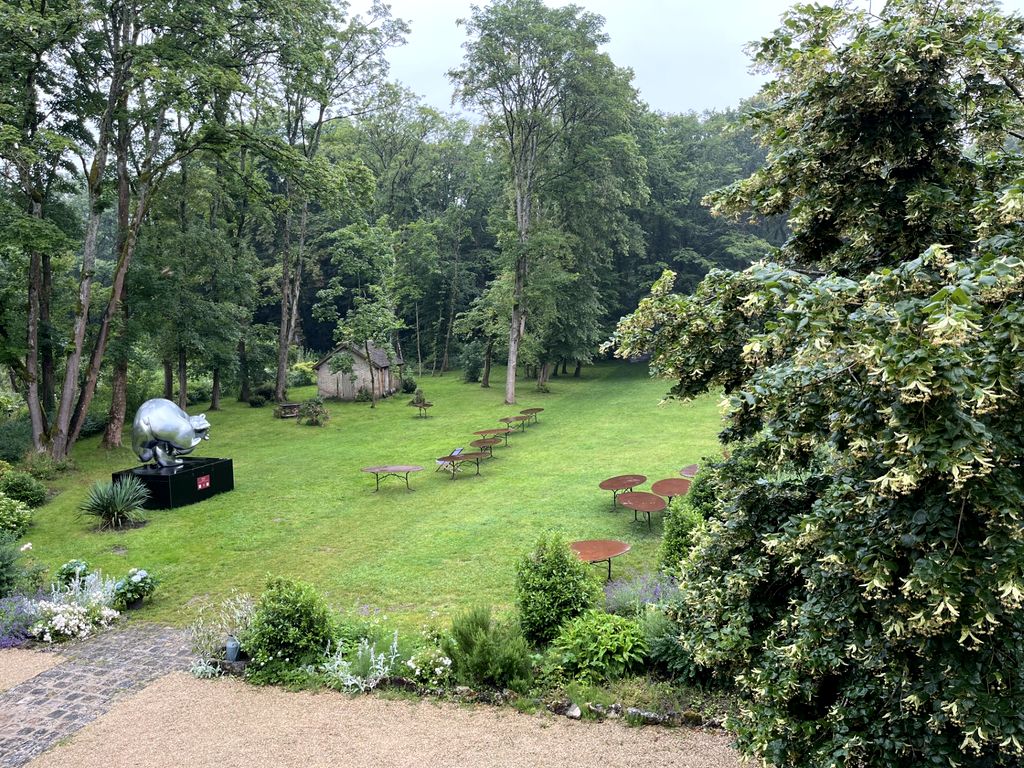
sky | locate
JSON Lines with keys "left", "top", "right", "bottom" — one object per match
{"left": 353, "top": 0, "right": 1024, "bottom": 116}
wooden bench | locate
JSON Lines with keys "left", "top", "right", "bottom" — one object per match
{"left": 274, "top": 402, "right": 300, "bottom": 419}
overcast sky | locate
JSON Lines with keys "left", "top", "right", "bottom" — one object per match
{"left": 352, "top": 0, "right": 1024, "bottom": 116}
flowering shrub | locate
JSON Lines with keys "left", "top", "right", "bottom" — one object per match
{"left": 30, "top": 601, "right": 119, "bottom": 643}
{"left": 113, "top": 568, "right": 158, "bottom": 607}
{"left": 0, "top": 493, "right": 32, "bottom": 537}
{"left": 404, "top": 646, "right": 453, "bottom": 687}
{"left": 188, "top": 590, "right": 255, "bottom": 676}
{"left": 55, "top": 559, "right": 91, "bottom": 587}
{"left": 603, "top": 572, "right": 676, "bottom": 616}
{"left": 0, "top": 596, "right": 38, "bottom": 648}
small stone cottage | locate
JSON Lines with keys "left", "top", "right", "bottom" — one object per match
{"left": 313, "top": 342, "right": 404, "bottom": 401}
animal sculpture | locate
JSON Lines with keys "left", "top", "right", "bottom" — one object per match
{"left": 131, "top": 398, "right": 211, "bottom": 468}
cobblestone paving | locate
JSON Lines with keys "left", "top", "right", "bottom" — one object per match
{"left": 0, "top": 623, "right": 191, "bottom": 767}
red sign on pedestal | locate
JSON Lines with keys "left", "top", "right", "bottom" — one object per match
{"left": 197, "top": 475, "right": 211, "bottom": 490}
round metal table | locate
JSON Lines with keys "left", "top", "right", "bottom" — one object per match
{"left": 361, "top": 465, "right": 424, "bottom": 492}
{"left": 570, "top": 539, "right": 631, "bottom": 581}
{"left": 520, "top": 407, "right": 544, "bottom": 424}
{"left": 436, "top": 451, "right": 488, "bottom": 479}
{"left": 470, "top": 437, "right": 501, "bottom": 458}
{"left": 618, "top": 491, "right": 667, "bottom": 529}
{"left": 474, "top": 428, "right": 514, "bottom": 446}
{"left": 679, "top": 464, "right": 700, "bottom": 479}
{"left": 499, "top": 415, "right": 530, "bottom": 432}
{"left": 651, "top": 477, "right": 692, "bottom": 501}
{"left": 598, "top": 474, "right": 647, "bottom": 509}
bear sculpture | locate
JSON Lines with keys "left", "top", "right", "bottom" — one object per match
{"left": 131, "top": 398, "right": 211, "bottom": 468}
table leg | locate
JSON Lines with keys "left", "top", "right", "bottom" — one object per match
{"left": 475, "top": 457, "right": 481, "bottom": 475}
{"left": 404, "top": 472, "right": 412, "bottom": 491}
{"left": 606, "top": 558, "right": 612, "bottom": 581}
{"left": 374, "top": 473, "right": 381, "bottom": 492}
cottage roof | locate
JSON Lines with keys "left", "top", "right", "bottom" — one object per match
{"left": 314, "top": 341, "right": 403, "bottom": 371}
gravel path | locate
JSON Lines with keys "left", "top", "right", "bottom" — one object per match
{"left": 27, "top": 672, "right": 741, "bottom": 768}
{"left": 0, "top": 650, "right": 62, "bottom": 693}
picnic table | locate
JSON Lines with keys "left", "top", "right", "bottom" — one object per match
{"left": 499, "top": 415, "right": 530, "bottom": 432}
{"left": 519, "top": 407, "right": 544, "bottom": 424}
{"left": 618, "top": 491, "right": 667, "bottom": 529}
{"left": 570, "top": 539, "right": 631, "bottom": 581}
{"left": 474, "top": 428, "right": 514, "bottom": 446}
{"left": 470, "top": 437, "right": 501, "bottom": 458}
{"left": 436, "top": 451, "right": 487, "bottom": 480}
{"left": 598, "top": 474, "right": 647, "bottom": 509}
{"left": 679, "top": 464, "right": 700, "bottom": 479}
{"left": 651, "top": 477, "right": 692, "bottom": 501}
{"left": 361, "top": 465, "right": 423, "bottom": 492}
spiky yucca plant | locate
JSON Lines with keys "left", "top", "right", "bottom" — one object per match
{"left": 79, "top": 477, "right": 149, "bottom": 530}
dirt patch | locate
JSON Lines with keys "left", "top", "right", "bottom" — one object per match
{"left": 28, "top": 672, "right": 741, "bottom": 768}
{"left": 0, "top": 648, "right": 62, "bottom": 693}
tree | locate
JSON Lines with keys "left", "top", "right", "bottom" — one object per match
{"left": 450, "top": 0, "right": 632, "bottom": 404}
{"left": 611, "top": 3, "right": 1024, "bottom": 766}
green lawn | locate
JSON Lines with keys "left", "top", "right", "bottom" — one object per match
{"left": 25, "top": 362, "right": 723, "bottom": 628}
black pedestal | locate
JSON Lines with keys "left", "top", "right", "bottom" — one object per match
{"left": 113, "top": 457, "right": 234, "bottom": 509}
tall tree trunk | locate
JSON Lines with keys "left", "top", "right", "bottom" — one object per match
{"left": 481, "top": 338, "right": 493, "bottom": 388}
{"left": 274, "top": 200, "right": 293, "bottom": 403}
{"left": 40, "top": 253, "right": 54, "bottom": 415}
{"left": 237, "top": 339, "right": 250, "bottom": 402}
{"left": 177, "top": 346, "right": 187, "bottom": 409}
{"left": 561, "top": 360, "right": 568, "bottom": 375}
{"left": 441, "top": 240, "right": 461, "bottom": 373}
{"left": 505, "top": 251, "right": 528, "bottom": 405}
{"left": 365, "top": 342, "right": 377, "bottom": 408}
{"left": 26, "top": 239, "right": 45, "bottom": 453}
{"left": 102, "top": 354, "right": 128, "bottom": 448}
{"left": 573, "top": 361, "right": 582, "bottom": 378}
{"left": 163, "top": 361, "right": 174, "bottom": 399}
{"left": 210, "top": 368, "right": 221, "bottom": 410}
{"left": 415, "top": 302, "right": 423, "bottom": 377}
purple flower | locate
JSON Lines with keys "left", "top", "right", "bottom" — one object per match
{"left": 0, "top": 596, "right": 39, "bottom": 649}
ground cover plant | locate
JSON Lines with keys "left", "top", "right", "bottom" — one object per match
{"left": 21, "top": 363, "right": 720, "bottom": 628}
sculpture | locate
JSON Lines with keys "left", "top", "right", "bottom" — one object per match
{"left": 131, "top": 398, "right": 211, "bottom": 468}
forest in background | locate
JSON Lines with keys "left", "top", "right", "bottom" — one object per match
{"left": 0, "top": 0, "right": 783, "bottom": 459}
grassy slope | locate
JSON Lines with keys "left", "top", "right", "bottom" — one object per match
{"left": 25, "top": 363, "right": 722, "bottom": 627}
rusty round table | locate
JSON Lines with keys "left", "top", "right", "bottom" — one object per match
{"left": 599, "top": 474, "right": 647, "bottom": 509}
{"left": 361, "top": 465, "right": 424, "bottom": 492}
{"left": 651, "top": 477, "right": 692, "bottom": 501}
{"left": 618, "top": 491, "right": 667, "bottom": 529}
{"left": 437, "top": 451, "right": 488, "bottom": 480}
{"left": 499, "top": 415, "right": 530, "bottom": 432}
{"left": 474, "top": 427, "right": 514, "bottom": 446}
{"left": 679, "top": 464, "right": 700, "bottom": 479}
{"left": 570, "top": 539, "right": 631, "bottom": 581}
{"left": 470, "top": 437, "right": 501, "bottom": 458}
{"left": 520, "top": 407, "right": 544, "bottom": 424}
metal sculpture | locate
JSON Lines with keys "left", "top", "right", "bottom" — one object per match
{"left": 131, "top": 398, "right": 211, "bottom": 468}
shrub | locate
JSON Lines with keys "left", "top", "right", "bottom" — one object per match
{"left": 604, "top": 572, "right": 677, "bottom": 616}
{"left": 112, "top": 568, "right": 158, "bottom": 608}
{"left": 0, "top": 494, "right": 31, "bottom": 537}
{"left": 56, "top": 559, "right": 91, "bottom": 588}
{"left": 404, "top": 645, "right": 453, "bottom": 688}
{"left": 20, "top": 453, "right": 74, "bottom": 481}
{"left": 297, "top": 396, "right": 329, "bottom": 426}
{"left": 78, "top": 476, "right": 149, "bottom": 530}
{"left": 659, "top": 487, "right": 708, "bottom": 574}
{"left": 287, "top": 361, "right": 317, "bottom": 387}
{"left": 458, "top": 341, "right": 484, "bottom": 383}
{"left": 185, "top": 379, "right": 213, "bottom": 407}
{"left": 248, "top": 395, "right": 267, "bottom": 408}
{"left": 641, "top": 607, "right": 694, "bottom": 681}
{"left": 320, "top": 631, "right": 400, "bottom": 692}
{"left": 246, "top": 577, "right": 335, "bottom": 684}
{"left": 254, "top": 383, "right": 280, "bottom": 401}
{"left": 0, "top": 459, "right": 11, "bottom": 478}
{"left": 0, "top": 596, "right": 38, "bottom": 648}
{"left": 515, "top": 532, "right": 602, "bottom": 645}
{"left": 0, "top": 419, "right": 31, "bottom": 463}
{"left": 0, "top": 471, "right": 46, "bottom": 509}
{"left": 188, "top": 590, "right": 255, "bottom": 673}
{"left": 354, "top": 387, "right": 372, "bottom": 403}
{"left": 77, "top": 411, "right": 109, "bottom": 439}
{"left": 442, "top": 605, "right": 532, "bottom": 692}
{"left": 0, "top": 542, "right": 19, "bottom": 598}
{"left": 30, "top": 600, "right": 119, "bottom": 642}
{"left": 552, "top": 609, "right": 648, "bottom": 683}
{"left": 400, "top": 375, "right": 417, "bottom": 394}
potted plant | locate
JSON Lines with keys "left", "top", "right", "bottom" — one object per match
{"left": 408, "top": 388, "right": 433, "bottom": 417}
{"left": 113, "top": 568, "right": 158, "bottom": 610}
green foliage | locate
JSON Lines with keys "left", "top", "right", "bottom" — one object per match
{"left": 457, "top": 340, "right": 484, "bottom": 383}
{"left": 0, "top": 542, "right": 19, "bottom": 599}
{"left": 400, "top": 375, "right": 417, "bottom": 394}
{"left": 551, "top": 609, "right": 647, "bottom": 683}
{"left": 288, "top": 362, "right": 317, "bottom": 388}
{"left": 112, "top": 568, "right": 158, "bottom": 607}
{"left": 254, "top": 384, "right": 276, "bottom": 401}
{"left": 0, "top": 494, "right": 32, "bottom": 538}
{"left": 77, "top": 412, "right": 109, "bottom": 439}
{"left": 19, "top": 453, "right": 73, "bottom": 481}
{"left": 248, "top": 395, "right": 267, "bottom": 408}
{"left": 296, "top": 396, "right": 329, "bottom": 426}
{"left": 78, "top": 477, "right": 149, "bottom": 530}
{"left": 515, "top": 531, "right": 602, "bottom": 645}
{"left": 0, "top": 472, "right": 46, "bottom": 509}
{"left": 0, "top": 420, "right": 31, "bottom": 463}
{"left": 56, "top": 559, "right": 91, "bottom": 587}
{"left": 354, "top": 387, "right": 372, "bottom": 403}
{"left": 641, "top": 607, "right": 694, "bottom": 682}
{"left": 246, "top": 577, "right": 336, "bottom": 685}
{"left": 658, "top": 489, "right": 705, "bottom": 574}
{"left": 0, "top": 460, "right": 11, "bottom": 478}
{"left": 442, "top": 605, "right": 532, "bottom": 692}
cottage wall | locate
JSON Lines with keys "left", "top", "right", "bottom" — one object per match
{"left": 316, "top": 355, "right": 375, "bottom": 400}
